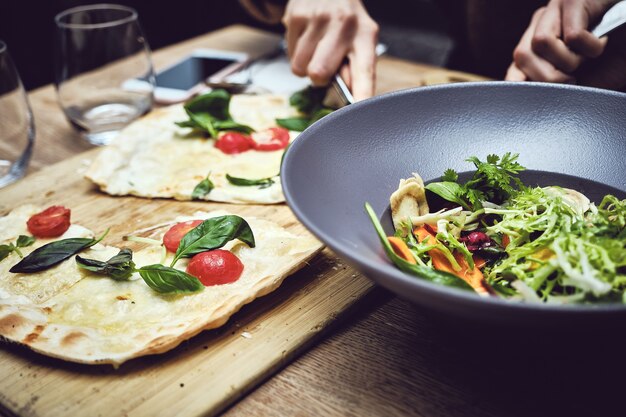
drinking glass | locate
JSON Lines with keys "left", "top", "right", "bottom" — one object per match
{"left": 0, "top": 41, "right": 35, "bottom": 188}
{"left": 54, "top": 4, "right": 155, "bottom": 145}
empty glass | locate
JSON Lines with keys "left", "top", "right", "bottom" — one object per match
{"left": 0, "top": 41, "right": 35, "bottom": 188}
{"left": 54, "top": 4, "right": 155, "bottom": 145}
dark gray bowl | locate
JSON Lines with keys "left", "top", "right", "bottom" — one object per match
{"left": 282, "top": 82, "right": 626, "bottom": 327}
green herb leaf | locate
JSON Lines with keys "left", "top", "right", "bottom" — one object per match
{"left": 442, "top": 169, "right": 458, "bottom": 183}
{"left": 277, "top": 87, "right": 335, "bottom": 132}
{"left": 275, "top": 117, "right": 310, "bottom": 132}
{"left": 137, "top": 264, "right": 204, "bottom": 294}
{"left": 226, "top": 173, "right": 275, "bottom": 189}
{"left": 290, "top": 86, "right": 328, "bottom": 114}
{"left": 0, "top": 235, "right": 36, "bottom": 262}
{"left": 425, "top": 182, "right": 466, "bottom": 208}
{"left": 16, "top": 235, "right": 35, "bottom": 248}
{"left": 176, "top": 90, "right": 253, "bottom": 138}
{"left": 76, "top": 248, "right": 136, "bottom": 281}
{"left": 191, "top": 173, "right": 215, "bottom": 200}
{"left": 10, "top": 230, "right": 108, "bottom": 273}
{"left": 171, "top": 215, "right": 255, "bottom": 266}
{"left": 310, "top": 107, "right": 333, "bottom": 123}
{"left": 0, "top": 244, "right": 13, "bottom": 262}
{"left": 10, "top": 237, "right": 97, "bottom": 273}
{"left": 364, "top": 203, "right": 473, "bottom": 291}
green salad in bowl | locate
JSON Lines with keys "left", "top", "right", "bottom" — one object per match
{"left": 367, "top": 153, "right": 626, "bottom": 304}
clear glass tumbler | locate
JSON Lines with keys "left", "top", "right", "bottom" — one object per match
{"left": 54, "top": 4, "right": 155, "bottom": 145}
{"left": 0, "top": 41, "right": 35, "bottom": 188}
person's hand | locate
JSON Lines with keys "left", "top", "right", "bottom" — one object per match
{"left": 282, "top": 0, "right": 379, "bottom": 100}
{"left": 505, "top": 0, "right": 617, "bottom": 84}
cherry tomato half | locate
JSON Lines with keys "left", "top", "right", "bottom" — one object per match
{"left": 215, "top": 132, "right": 255, "bottom": 154}
{"left": 250, "top": 127, "right": 290, "bottom": 151}
{"left": 27, "top": 206, "right": 71, "bottom": 238}
{"left": 163, "top": 220, "right": 203, "bottom": 253}
{"left": 186, "top": 250, "right": 244, "bottom": 286}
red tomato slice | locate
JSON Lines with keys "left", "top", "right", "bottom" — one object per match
{"left": 163, "top": 220, "right": 203, "bottom": 253}
{"left": 215, "top": 132, "right": 255, "bottom": 154}
{"left": 186, "top": 250, "right": 244, "bottom": 286}
{"left": 250, "top": 127, "right": 290, "bottom": 151}
{"left": 27, "top": 206, "right": 71, "bottom": 238}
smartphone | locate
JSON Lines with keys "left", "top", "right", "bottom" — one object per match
{"left": 125, "top": 49, "right": 249, "bottom": 104}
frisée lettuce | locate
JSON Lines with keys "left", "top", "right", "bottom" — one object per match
{"left": 368, "top": 154, "right": 626, "bottom": 304}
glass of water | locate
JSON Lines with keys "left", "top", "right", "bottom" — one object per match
{"left": 54, "top": 4, "right": 155, "bottom": 145}
{"left": 0, "top": 41, "right": 35, "bottom": 188}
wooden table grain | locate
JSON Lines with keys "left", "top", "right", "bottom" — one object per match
{"left": 10, "top": 25, "right": 623, "bottom": 417}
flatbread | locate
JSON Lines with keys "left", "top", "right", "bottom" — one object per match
{"left": 0, "top": 206, "right": 322, "bottom": 365}
{"left": 85, "top": 94, "right": 299, "bottom": 204}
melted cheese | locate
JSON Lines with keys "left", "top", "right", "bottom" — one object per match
{"left": 85, "top": 94, "right": 300, "bottom": 204}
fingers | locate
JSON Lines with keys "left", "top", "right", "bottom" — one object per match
{"left": 349, "top": 20, "right": 378, "bottom": 100}
{"left": 281, "top": 0, "right": 377, "bottom": 100}
{"left": 561, "top": 0, "right": 607, "bottom": 57}
{"left": 290, "top": 16, "right": 330, "bottom": 77}
{"left": 532, "top": 3, "right": 583, "bottom": 72}
{"left": 306, "top": 15, "right": 357, "bottom": 85}
{"left": 512, "top": 8, "right": 576, "bottom": 83}
{"left": 505, "top": 63, "right": 527, "bottom": 81}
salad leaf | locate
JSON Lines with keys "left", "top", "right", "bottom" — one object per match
{"left": 365, "top": 203, "right": 473, "bottom": 291}
{"left": 426, "top": 152, "right": 526, "bottom": 210}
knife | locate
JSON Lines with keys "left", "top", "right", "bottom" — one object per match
{"left": 331, "top": 43, "right": 388, "bottom": 106}
{"left": 592, "top": 0, "right": 626, "bottom": 37}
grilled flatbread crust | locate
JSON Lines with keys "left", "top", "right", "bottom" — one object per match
{"left": 85, "top": 94, "right": 300, "bottom": 204}
{"left": 0, "top": 206, "right": 322, "bottom": 365}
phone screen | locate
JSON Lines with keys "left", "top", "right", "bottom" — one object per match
{"left": 156, "top": 57, "right": 237, "bottom": 90}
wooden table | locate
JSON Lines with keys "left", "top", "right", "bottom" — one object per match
{"left": 4, "top": 25, "right": 623, "bottom": 417}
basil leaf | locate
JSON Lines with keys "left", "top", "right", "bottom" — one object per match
{"left": 425, "top": 182, "right": 466, "bottom": 207}
{"left": 76, "top": 248, "right": 136, "bottom": 281}
{"left": 185, "top": 89, "right": 231, "bottom": 119}
{"left": 175, "top": 120, "right": 199, "bottom": 129}
{"left": 364, "top": 203, "right": 472, "bottom": 291}
{"left": 16, "top": 235, "right": 35, "bottom": 248}
{"left": 226, "top": 174, "right": 275, "bottom": 189}
{"left": 10, "top": 237, "right": 97, "bottom": 273}
{"left": 276, "top": 117, "right": 310, "bottom": 132}
{"left": 191, "top": 174, "right": 215, "bottom": 200}
{"left": 176, "top": 90, "right": 254, "bottom": 138}
{"left": 0, "top": 244, "right": 13, "bottom": 262}
{"left": 171, "top": 215, "right": 255, "bottom": 266}
{"left": 290, "top": 86, "right": 328, "bottom": 114}
{"left": 310, "top": 107, "right": 333, "bottom": 123}
{"left": 137, "top": 264, "right": 204, "bottom": 294}
{"left": 187, "top": 111, "right": 217, "bottom": 138}
{"left": 212, "top": 119, "right": 253, "bottom": 134}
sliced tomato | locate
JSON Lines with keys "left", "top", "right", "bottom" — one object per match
{"left": 27, "top": 206, "right": 71, "bottom": 238}
{"left": 186, "top": 250, "right": 244, "bottom": 286}
{"left": 250, "top": 127, "right": 290, "bottom": 151}
{"left": 163, "top": 220, "right": 203, "bottom": 253}
{"left": 215, "top": 132, "right": 255, "bottom": 154}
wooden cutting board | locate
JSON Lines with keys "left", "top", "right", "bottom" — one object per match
{"left": 0, "top": 149, "right": 373, "bottom": 417}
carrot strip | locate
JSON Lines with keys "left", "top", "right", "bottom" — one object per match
{"left": 387, "top": 237, "right": 417, "bottom": 264}
{"left": 414, "top": 226, "right": 490, "bottom": 295}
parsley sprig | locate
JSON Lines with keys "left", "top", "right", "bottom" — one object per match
{"left": 426, "top": 153, "right": 526, "bottom": 210}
